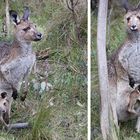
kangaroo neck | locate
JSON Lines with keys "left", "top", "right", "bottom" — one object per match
{"left": 12, "top": 40, "right": 33, "bottom": 55}
{"left": 128, "top": 31, "right": 140, "bottom": 43}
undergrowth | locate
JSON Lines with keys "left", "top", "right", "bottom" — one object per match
{"left": 0, "top": 0, "right": 87, "bottom": 140}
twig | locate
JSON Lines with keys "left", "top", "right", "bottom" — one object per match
{"left": 66, "top": 0, "right": 82, "bottom": 46}
{"left": 36, "top": 48, "right": 50, "bottom": 60}
{"left": 6, "top": 122, "right": 29, "bottom": 130}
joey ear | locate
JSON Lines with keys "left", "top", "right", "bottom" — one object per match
{"left": 1, "top": 92, "right": 7, "bottom": 99}
{"left": 9, "top": 10, "right": 20, "bottom": 25}
{"left": 22, "top": 7, "right": 30, "bottom": 21}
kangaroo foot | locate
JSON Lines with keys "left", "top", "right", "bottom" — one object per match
{"left": 128, "top": 108, "right": 137, "bottom": 114}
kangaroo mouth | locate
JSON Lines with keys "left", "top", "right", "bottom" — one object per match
{"left": 33, "top": 38, "right": 42, "bottom": 41}
{"left": 130, "top": 27, "right": 138, "bottom": 31}
{"left": 34, "top": 35, "right": 42, "bottom": 41}
{"left": 130, "top": 29, "right": 138, "bottom": 31}
{"left": 34, "top": 34, "right": 42, "bottom": 41}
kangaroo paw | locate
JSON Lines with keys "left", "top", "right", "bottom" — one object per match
{"left": 20, "top": 91, "right": 28, "bottom": 101}
{"left": 12, "top": 89, "right": 18, "bottom": 100}
{"left": 20, "top": 96, "right": 26, "bottom": 101}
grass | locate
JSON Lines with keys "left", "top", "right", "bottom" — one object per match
{"left": 0, "top": 0, "right": 87, "bottom": 140}
{"left": 92, "top": 5, "right": 140, "bottom": 140}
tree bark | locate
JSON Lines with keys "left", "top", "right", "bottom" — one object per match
{"left": 97, "top": 0, "right": 110, "bottom": 139}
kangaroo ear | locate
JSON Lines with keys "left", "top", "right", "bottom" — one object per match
{"left": 22, "top": 7, "right": 30, "bottom": 21}
{"left": 9, "top": 10, "right": 20, "bottom": 25}
{"left": 1, "top": 92, "right": 7, "bottom": 99}
{"left": 122, "top": 0, "right": 132, "bottom": 12}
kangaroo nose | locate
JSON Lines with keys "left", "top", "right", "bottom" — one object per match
{"left": 130, "top": 25, "right": 137, "bottom": 31}
{"left": 132, "top": 25, "right": 136, "bottom": 28}
{"left": 2, "top": 110, "right": 5, "bottom": 113}
{"left": 34, "top": 32, "right": 42, "bottom": 41}
{"left": 37, "top": 33, "right": 42, "bottom": 38}
{"left": 0, "top": 108, "right": 6, "bottom": 114}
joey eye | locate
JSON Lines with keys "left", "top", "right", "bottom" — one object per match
{"left": 3, "top": 102, "right": 6, "bottom": 106}
{"left": 23, "top": 27, "right": 30, "bottom": 32}
{"left": 127, "top": 17, "right": 130, "bottom": 21}
{"left": 137, "top": 16, "right": 140, "bottom": 20}
{"left": 6, "top": 99, "right": 9, "bottom": 103}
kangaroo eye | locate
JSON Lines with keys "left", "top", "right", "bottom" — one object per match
{"left": 127, "top": 17, "right": 130, "bottom": 21}
{"left": 23, "top": 27, "right": 30, "bottom": 32}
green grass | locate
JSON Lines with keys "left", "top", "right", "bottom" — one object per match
{"left": 0, "top": 0, "right": 87, "bottom": 140}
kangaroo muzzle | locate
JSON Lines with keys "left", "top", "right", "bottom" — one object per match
{"left": 34, "top": 32, "right": 42, "bottom": 41}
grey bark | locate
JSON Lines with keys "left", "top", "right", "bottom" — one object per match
{"left": 97, "top": 0, "right": 110, "bottom": 139}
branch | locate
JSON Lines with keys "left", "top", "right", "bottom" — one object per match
{"left": 66, "top": 0, "right": 73, "bottom": 12}
{"left": 6, "top": 122, "right": 29, "bottom": 130}
{"left": 66, "top": 0, "right": 79, "bottom": 13}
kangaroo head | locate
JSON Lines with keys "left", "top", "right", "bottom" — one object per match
{"left": 125, "top": 11, "right": 140, "bottom": 32}
{"left": 0, "top": 92, "right": 9, "bottom": 114}
{"left": 9, "top": 7, "right": 42, "bottom": 43}
{"left": 122, "top": 0, "right": 140, "bottom": 32}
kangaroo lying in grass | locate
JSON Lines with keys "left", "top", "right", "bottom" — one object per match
{"left": 108, "top": 0, "right": 140, "bottom": 132}
{"left": 0, "top": 7, "right": 42, "bottom": 125}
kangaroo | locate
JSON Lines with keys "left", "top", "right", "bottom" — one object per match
{"left": 0, "top": 92, "right": 10, "bottom": 125}
{"left": 128, "top": 85, "right": 140, "bottom": 114}
{"left": 0, "top": 7, "right": 42, "bottom": 124}
{"left": 108, "top": 0, "right": 140, "bottom": 132}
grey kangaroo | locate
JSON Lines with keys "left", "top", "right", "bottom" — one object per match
{"left": 0, "top": 7, "right": 42, "bottom": 124}
{"left": 108, "top": 0, "right": 140, "bottom": 132}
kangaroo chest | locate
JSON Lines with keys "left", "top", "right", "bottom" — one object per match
{"left": 1, "top": 53, "right": 36, "bottom": 87}
{"left": 12, "top": 54, "right": 35, "bottom": 76}
{"left": 119, "top": 42, "right": 140, "bottom": 82}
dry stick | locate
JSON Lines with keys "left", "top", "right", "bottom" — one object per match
{"left": 66, "top": 0, "right": 82, "bottom": 46}
{"left": 7, "top": 122, "right": 29, "bottom": 130}
{"left": 0, "top": 110, "right": 29, "bottom": 130}
{"left": 36, "top": 48, "right": 50, "bottom": 60}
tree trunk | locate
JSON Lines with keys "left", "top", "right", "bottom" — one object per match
{"left": 5, "top": 0, "right": 10, "bottom": 37}
{"left": 97, "top": 0, "right": 110, "bottom": 139}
